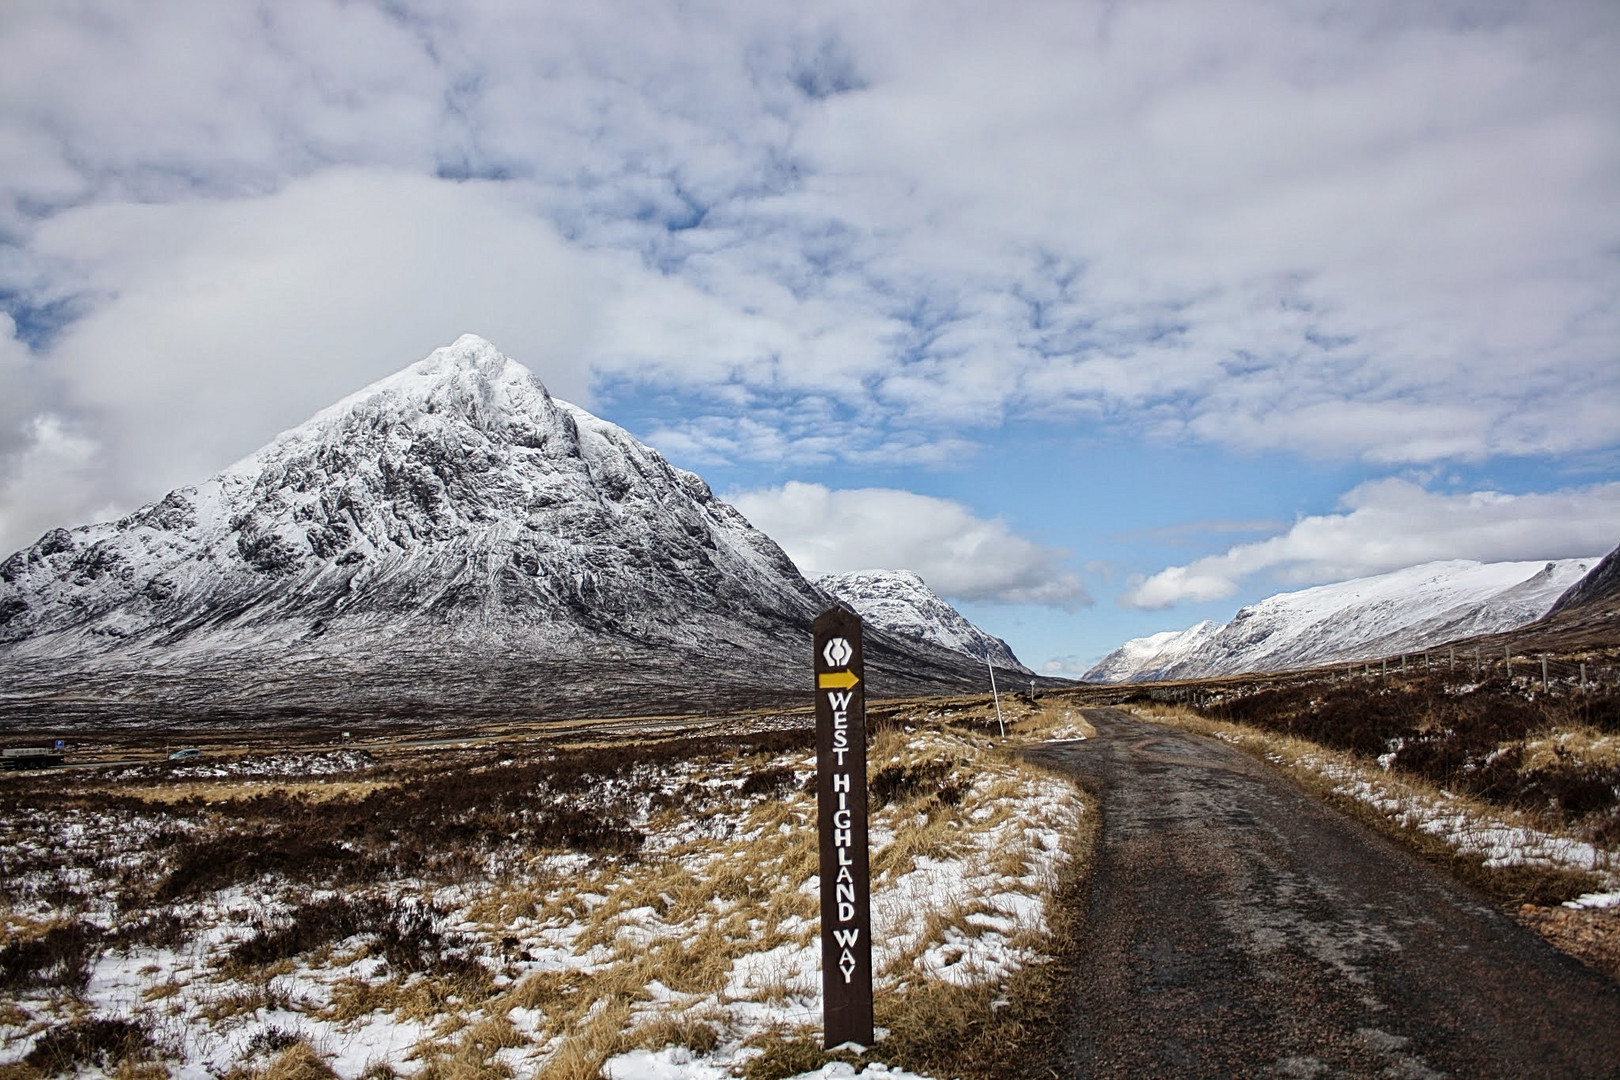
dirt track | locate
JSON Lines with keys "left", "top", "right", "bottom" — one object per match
{"left": 1026, "top": 708, "right": 1620, "bottom": 1079}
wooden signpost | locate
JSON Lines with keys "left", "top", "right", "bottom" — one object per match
{"left": 813, "top": 605, "right": 874, "bottom": 1049}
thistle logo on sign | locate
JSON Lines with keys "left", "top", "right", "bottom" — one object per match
{"left": 823, "top": 637, "right": 853, "bottom": 668}
{"left": 813, "top": 607, "right": 874, "bottom": 1050}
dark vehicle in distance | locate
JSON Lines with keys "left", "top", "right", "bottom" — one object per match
{"left": 3, "top": 746, "right": 64, "bottom": 770}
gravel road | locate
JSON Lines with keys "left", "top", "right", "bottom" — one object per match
{"left": 1025, "top": 708, "right": 1620, "bottom": 1079}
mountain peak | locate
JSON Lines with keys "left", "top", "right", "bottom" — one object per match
{"left": 1, "top": 336, "right": 1002, "bottom": 721}
{"left": 816, "top": 568, "right": 1030, "bottom": 673}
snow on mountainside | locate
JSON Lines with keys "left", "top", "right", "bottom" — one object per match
{"left": 1086, "top": 557, "right": 1601, "bottom": 683}
{"left": 0, "top": 336, "right": 989, "bottom": 721}
{"left": 815, "top": 569, "right": 1031, "bottom": 673}
{"left": 1082, "top": 620, "right": 1221, "bottom": 684}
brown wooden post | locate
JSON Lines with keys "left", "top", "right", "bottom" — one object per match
{"left": 814, "top": 606, "right": 874, "bottom": 1049}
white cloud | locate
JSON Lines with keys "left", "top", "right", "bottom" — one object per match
{"left": 7, "top": 168, "right": 604, "bottom": 543}
{"left": 0, "top": 0, "right": 1616, "bottom": 531}
{"left": 790, "top": 0, "right": 1620, "bottom": 462}
{"left": 1121, "top": 478, "right": 1620, "bottom": 609}
{"left": 0, "top": 414, "right": 112, "bottom": 552}
{"left": 729, "top": 481, "right": 1090, "bottom": 609}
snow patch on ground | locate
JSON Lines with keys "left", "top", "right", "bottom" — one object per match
{"left": 0, "top": 722, "right": 1080, "bottom": 1079}
{"left": 108, "top": 749, "right": 379, "bottom": 780}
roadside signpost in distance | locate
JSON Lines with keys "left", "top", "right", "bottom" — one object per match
{"left": 813, "top": 605, "right": 875, "bottom": 1049}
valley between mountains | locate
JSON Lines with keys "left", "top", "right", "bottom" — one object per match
{"left": 3, "top": 337, "right": 1619, "bottom": 1080}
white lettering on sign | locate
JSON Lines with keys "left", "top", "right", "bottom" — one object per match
{"left": 816, "top": 610, "right": 872, "bottom": 1047}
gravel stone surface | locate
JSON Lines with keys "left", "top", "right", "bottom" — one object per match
{"left": 1026, "top": 708, "right": 1620, "bottom": 1079}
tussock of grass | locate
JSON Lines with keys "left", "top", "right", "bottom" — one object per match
{"left": 263, "top": 1043, "right": 340, "bottom": 1080}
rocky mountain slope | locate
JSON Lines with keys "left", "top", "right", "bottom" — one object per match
{"left": 1086, "top": 557, "right": 1602, "bottom": 683}
{"left": 1546, "top": 543, "right": 1620, "bottom": 621}
{"left": 0, "top": 336, "right": 996, "bottom": 724}
{"left": 815, "top": 569, "right": 1031, "bottom": 673}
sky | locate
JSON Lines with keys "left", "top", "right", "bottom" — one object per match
{"left": 1, "top": 0, "right": 1618, "bottom": 674}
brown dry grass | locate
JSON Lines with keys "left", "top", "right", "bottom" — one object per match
{"left": 2, "top": 701, "right": 1096, "bottom": 1080}
{"left": 1516, "top": 904, "right": 1620, "bottom": 982}
{"left": 1519, "top": 725, "right": 1620, "bottom": 771}
{"left": 264, "top": 1043, "right": 339, "bottom": 1080}
{"left": 103, "top": 780, "right": 397, "bottom": 805}
{"left": 1014, "top": 702, "right": 1099, "bottom": 741}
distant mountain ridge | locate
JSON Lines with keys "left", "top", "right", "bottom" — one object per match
{"left": 816, "top": 569, "right": 1031, "bottom": 674}
{"left": 0, "top": 335, "right": 997, "bottom": 722}
{"left": 1086, "top": 556, "right": 1602, "bottom": 683}
{"left": 1083, "top": 620, "right": 1221, "bottom": 684}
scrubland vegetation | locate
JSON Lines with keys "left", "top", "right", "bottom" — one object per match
{"left": 0, "top": 700, "right": 1091, "bottom": 1080}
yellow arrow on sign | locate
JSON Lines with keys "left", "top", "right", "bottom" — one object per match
{"left": 818, "top": 670, "right": 860, "bottom": 690}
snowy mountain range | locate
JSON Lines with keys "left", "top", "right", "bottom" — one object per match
{"left": 816, "top": 570, "right": 1031, "bottom": 674}
{"left": 1086, "top": 556, "right": 1603, "bottom": 683}
{"left": 0, "top": 336, "right": 1013, "bottom": 722}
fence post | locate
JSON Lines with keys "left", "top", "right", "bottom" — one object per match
{"left": 1505, "top": 644, "right": 1512, "bottom": 679}
{"left": 1475, "top": 648, "right": 1481, "bottom": 674}
{"left": 1401, "top": 654, "right": 1407, "bottom": 675}
{"left": 1449, "top": 646, "right": 1455, "bottom": 671}
{"left": 1542, "top": 655, "right": 1549, "bottom": 692}
{"left": 1580, "top": 662, "right": 1587, "bottom": 690}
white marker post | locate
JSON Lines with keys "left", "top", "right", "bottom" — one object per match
{"left": 987, "top": 659, "right": 1004, "bottom": 738}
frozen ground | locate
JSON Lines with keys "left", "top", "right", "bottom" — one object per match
{"left": 0, "top": 702, "right": 1083, "bottom": 1079}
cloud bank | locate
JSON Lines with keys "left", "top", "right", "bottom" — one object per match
{"left": 1, "top": 0, "right": 1617, "bottom": 558}
{"left": 730, "top": 482, "right": 1089, "bottom": 609}
{"left": 1121, "top": 479, "right": 1620, "bottom": 609}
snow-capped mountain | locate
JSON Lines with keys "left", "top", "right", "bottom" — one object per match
{"left": 1081, "top": 620, "right": 1221, "bottom": 684}
{"left": 1086, "top": 557, "right": 1602, "bottom": 683}
{"left": 0, "top": 336, "right": 990, "bottom": 721}
{"left": 815, "top": 569, "right": 1031, "bottom": 674}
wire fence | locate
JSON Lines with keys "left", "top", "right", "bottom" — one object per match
{"left": 1126, "top": 644, "right": 1620, "bottom": 711}
{"left": 1333, "top": 644, "right": 1619, "bottom": 694}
